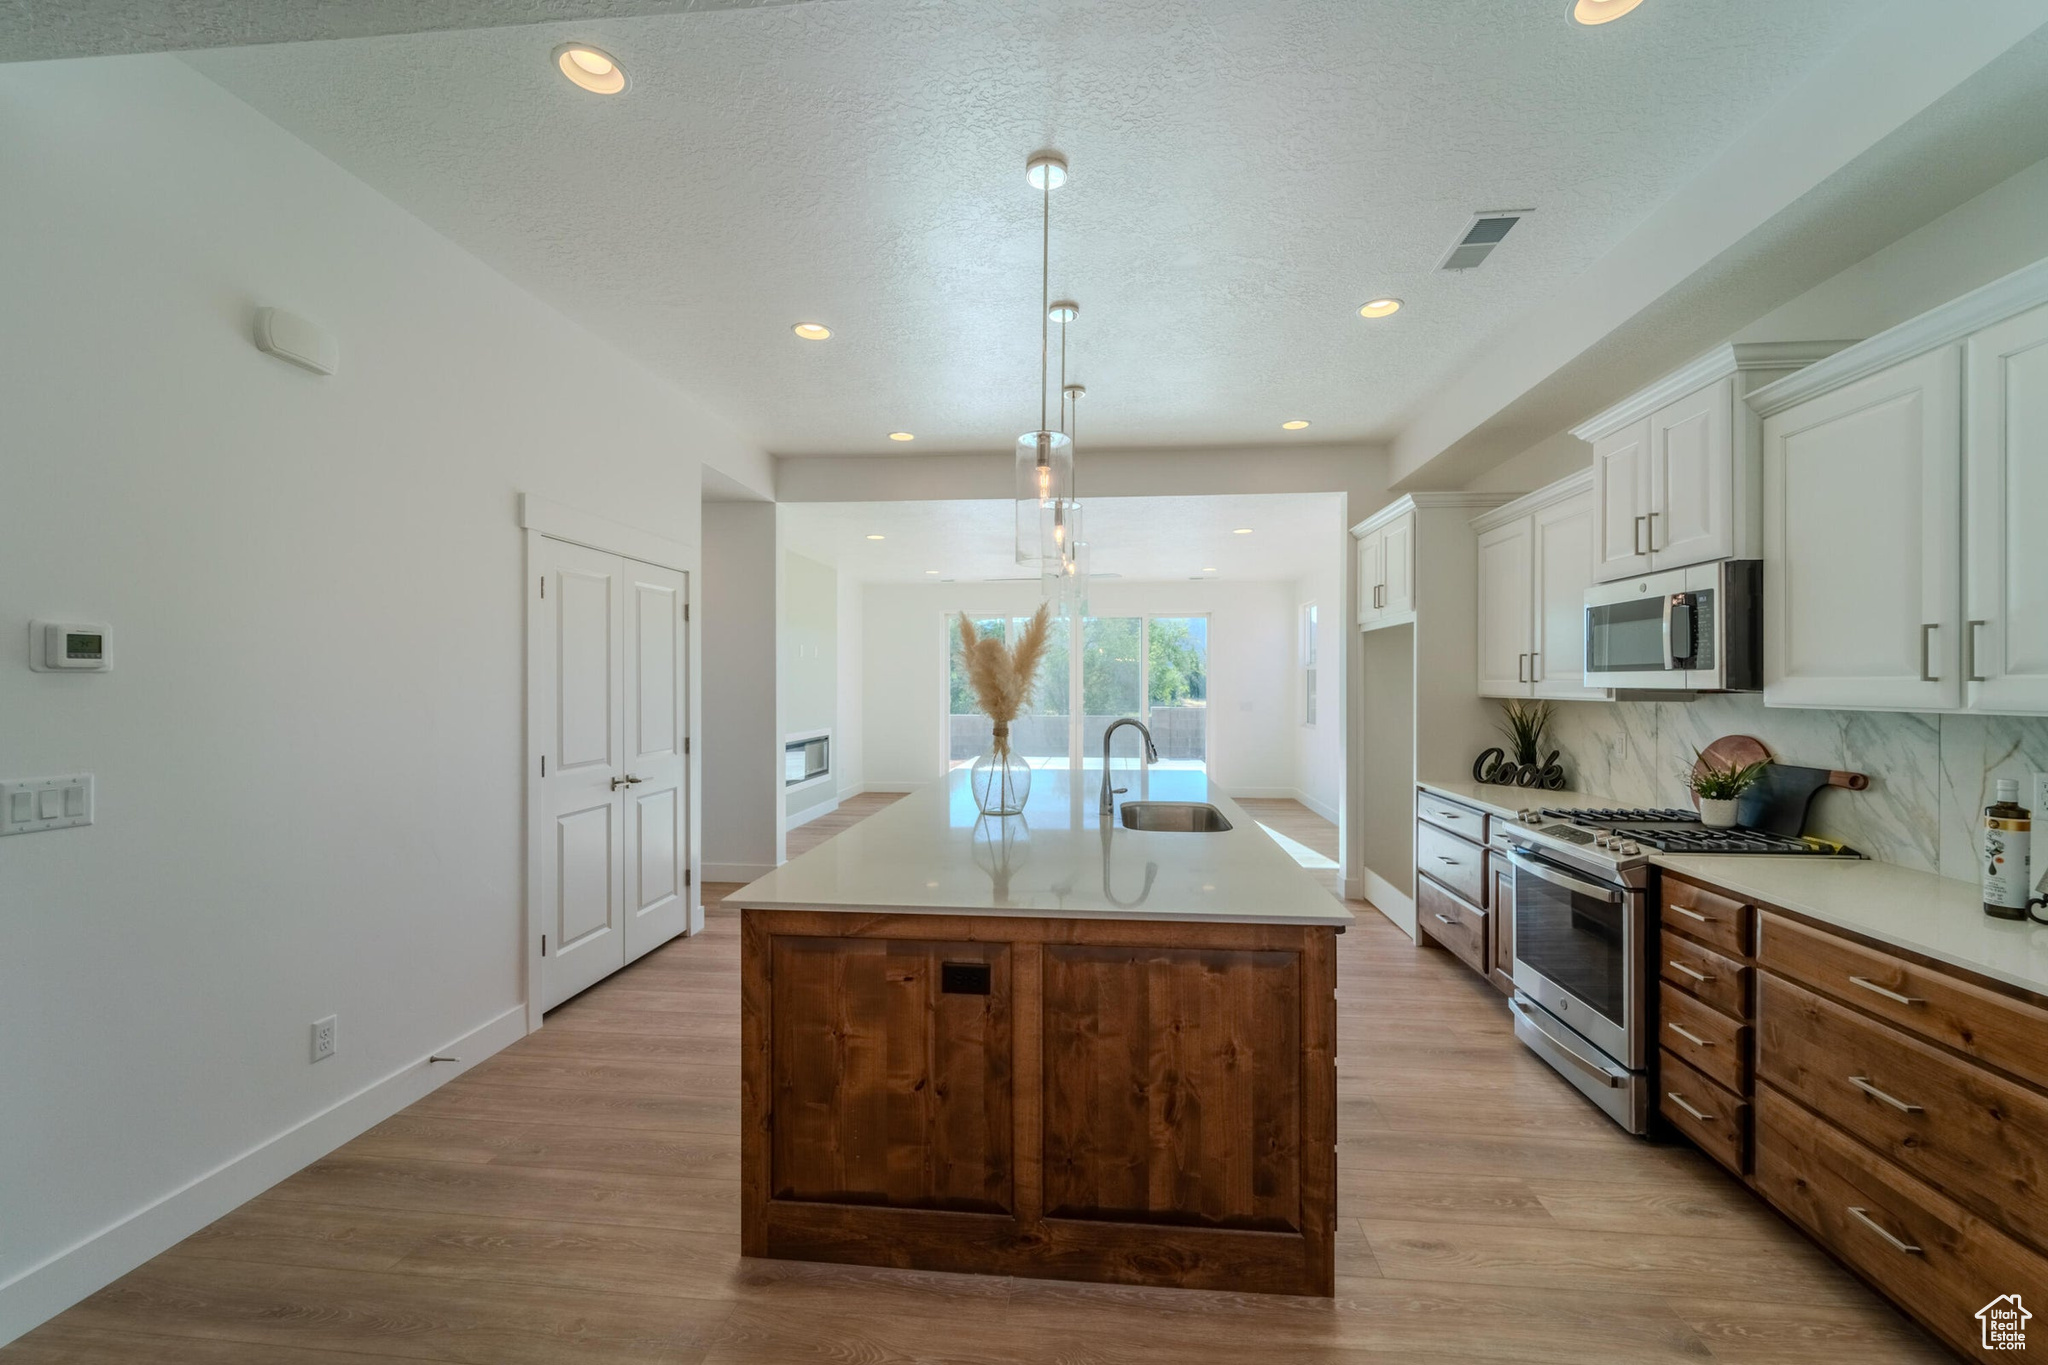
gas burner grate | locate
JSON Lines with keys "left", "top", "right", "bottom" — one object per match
{"left": 1542, "top": 807, "right": 1700, "bottom": 824}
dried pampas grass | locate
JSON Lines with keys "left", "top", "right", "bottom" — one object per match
{"left": 958, "top": 604, "right": 1051, "bottom": 757}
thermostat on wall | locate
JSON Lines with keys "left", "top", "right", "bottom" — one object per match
{"left": 28, "top": 620, "right": 110, "bottom": 672}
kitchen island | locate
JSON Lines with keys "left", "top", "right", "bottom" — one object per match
{"left": 731, "top": 767, "right": 1350, "bottom": 1296}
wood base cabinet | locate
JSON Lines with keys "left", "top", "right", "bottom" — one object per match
{"left": 741, "top": 909, "right": 1338, "bottom": 1296}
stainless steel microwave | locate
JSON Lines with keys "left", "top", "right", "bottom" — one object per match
{"left": 1583, "top": 560, "right": 1761, "bottom": 692}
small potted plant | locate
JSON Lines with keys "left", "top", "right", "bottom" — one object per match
{"left": 1688, "top": 749, "right": 1772, "bottom": 828}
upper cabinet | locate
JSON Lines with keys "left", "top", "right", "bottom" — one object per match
{"left": 1472, "top": 472, "right": 1603, "bottom": 701}
{"left": 1575, "top": 344, "right": 1847, "bottom": 584}
{"left": 1355, "top": 505, "right": 1416, "bottom": 629}
{"left": 1748, "top": 260, "right": 2048, "bottom": 716}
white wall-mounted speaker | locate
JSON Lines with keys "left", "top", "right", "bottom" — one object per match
{"left": 253, "top": 307, "right": 338, "bottom": 376}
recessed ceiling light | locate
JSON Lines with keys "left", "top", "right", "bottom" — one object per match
{"left": 1358, "top": 298, "right": 1403, "bottom": 318}
{"left": 866, "top": 534, "right": 885, "bottom": 540}
{"left": 1570, "top": 0, "right": 1645, "bottom": 24}
{"left": 1203, "top": 567, "right": 1218, "bottom": 572}
{"left": 1281, "top": 420, "right": 1311, "bottom": 431}
{"left": 791, "top": 323, "right": 832, "bottom": 341}
{"left": 553, "top": 44, "right": 627, "bottom": 95}
{"left": 925, "top": 569, "right": 939, "bottom": 575}
{"left": 1232, "top": 528, "right": 1253, "bottom": 535}
{"left": 888, "top": 431, "right": 915, "bottom": 442}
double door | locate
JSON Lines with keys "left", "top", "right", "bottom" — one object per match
{"left": 1594, "top": 377, "right": 1734, "bottom": 581}
{"left": 535, "top": 540, "right": 692, "bottom": 1009}
{"left": 1476, "top": 488, "right": 1601, "bottom": 699}
{"left": 1355, "top": 509, "right": 1414, "bottom": 628}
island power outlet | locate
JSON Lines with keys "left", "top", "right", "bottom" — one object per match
{"left": 311, "top": 1015, "right": 337, "bottom": 1063}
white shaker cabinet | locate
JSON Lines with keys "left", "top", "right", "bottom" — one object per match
{"left": 1648, "top": 376, "right": 1734, "bottom": 570}
{"left": 1592, "top": 417, "right": 1651, "bottom": 581}
{"left": 1355, "top": 505, "right": 1415, "bottom": 630}
{"left": 1964, "top": 300, "right": 2048, "bottom": 713}
{"left": 1759, "top": 346, "right": 1962, "bottom": 711}
{"left": 1472, "top": 473, "right": 1602, "bottom": 700}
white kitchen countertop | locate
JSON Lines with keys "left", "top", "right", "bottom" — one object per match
{"left": 732, "top": 769, "right": 1353, "bottom": 928}
{"left": 1420, "top": 778, "right": 2048, "bottom": 998}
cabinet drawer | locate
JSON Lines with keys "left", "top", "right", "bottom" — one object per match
{"left": 1416, "top": 820, "right": 1487, "bottom": 907}
{"left": 1416, "top": 875, "right": 1487, "bottom": 977}
{"left": 1660, "top": 1047, "right": 1748, "bottom": 1176}
{"left": 1416, "top": 791, "right": 1488, "bottom": 843}
{"left": 1755, "top": 1085, "right": 2048, "bottom": 1361}
{"left": 1661, "top": 929, "right": 1751, "bottom": 1022}
{"left": 1660, "top": 877, "right": 1752, "bottom": 958}
{"left": 1759, "top": 910, "right": 2048, "bottom": 1093}
{"left": 1660, "top": 982, "right": 1750, "bottom": 1094}
{"left": 1758, "top": 972, "right": 2048, "bottom": 1257}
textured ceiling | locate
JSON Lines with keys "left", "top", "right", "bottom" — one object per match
{"left": 186, "top": 0, "right": 1881, "bottom": 456}
{"left": 780, "top": 493, "right": 1341, "bottom": 583}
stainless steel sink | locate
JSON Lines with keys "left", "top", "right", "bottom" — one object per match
{"left": 1118, "top": 802, "right": 1233, "bottom": 832}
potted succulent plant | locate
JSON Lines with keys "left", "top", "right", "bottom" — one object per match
{"left": 1687, "top": 748, "right": 1772, "bottom": 828}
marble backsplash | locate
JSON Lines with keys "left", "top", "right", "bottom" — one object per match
{"left": 1541, "top": 696, "right": 2048, "bottom": 884}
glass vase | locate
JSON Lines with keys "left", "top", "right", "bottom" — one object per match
{"left": 971, "top": 725, "right": 1033, "bottom": 816}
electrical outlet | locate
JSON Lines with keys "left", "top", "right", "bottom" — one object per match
{"left": 311, "top": 1015, "right": 337, "bottom": 1063}
{"left": 2033, "top": 772, "right": 2048, "bottom": 819}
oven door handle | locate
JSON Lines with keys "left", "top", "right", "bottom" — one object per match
{"left": 1509, "top": 996, "right": 1626, "bottom": 1088}
{"left": 1507, "top": 848, "right": 1624, "bottom": 903}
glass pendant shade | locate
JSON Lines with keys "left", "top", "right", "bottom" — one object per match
{"left": 1014, "top": 429, "right": 1073, "bottom": 566}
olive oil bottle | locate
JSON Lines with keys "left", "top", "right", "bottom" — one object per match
{"left": 1982, "top": 779, "right": 2032, "bottom": 920}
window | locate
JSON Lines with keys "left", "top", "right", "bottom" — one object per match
{"left": 1300, "top": 602, "right": 1319, "bottom": 727}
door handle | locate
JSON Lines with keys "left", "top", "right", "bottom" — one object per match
{"left": 1920, "top": 624, "right": 1938, "bottom": 683}
{"left": 1966, "top": 619, "right": 1987, "bottom": 683}
{"left": 610, "top": 774, "right": 645, "bottom": 790}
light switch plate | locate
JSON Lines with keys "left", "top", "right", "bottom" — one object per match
{"left": 2033, "top": 773, "right": 2048, "bottom": 822}
{"left": 1, "top": 774, "right": 93, "bottom": 836}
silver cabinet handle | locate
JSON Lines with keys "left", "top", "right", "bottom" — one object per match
{"left": 1670, "top": 906, "right": 1710, "bottom": 923}
{"left": 1668, "top": 1023, "right": 1712, "bottom": 1047}
{"left": 1667, "top": 960, "right": 1711, "bottom": 983}
{"left": 1846, "top": 1206, "right": 1922, "bottom": 1255}
{"left": 1967, "top": 619, "right": 1987, "bottom": 683}
{"left": 1646, "top": 510, "right": 1658, "bottom": 552}
{"left": 1529, "top": 650, "right": 1539, "bottom": 680}
{"left": 1517, "top": 652, "right": 1528, "bottom": 683}
{"left": 1848, "top": 975, "right": 1923, "bottom": 1006}
{"left": 1434, "top": 912, "right": 1455, "bottom": 923}
{"left": 1920, "top": 623, "right": 1938, "bottom": 683}
{"left": 1666, "top": 1092, "right": 1713, "bottom": 1123}
{"left": 1847, "top": 1075, "right": 1923, "bottom": 1114}
{"left": 1437, "top": 856, "right": 1460, "bottom": 865}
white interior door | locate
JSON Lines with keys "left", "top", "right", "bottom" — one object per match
{"left": 1762, "top": 346, "right": 1961, "bottom": 711}
{"left": 623, "top": 562, "right": 691, "bottom": 958}
{"left": 538, "top": 540, "right": 629, "bottom": 1008}
{"left": 1648, "top": 377, "right": 1732, "bottom": 570}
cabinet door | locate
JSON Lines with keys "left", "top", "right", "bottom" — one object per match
{"left": 1965, "top": 302, "right": 2048, "bottom": 713}
{"left": 1530, "top": 490, "right": 1603, "bottom": 700}
{"left": 1488, "top": 857, "right": 1515, "bottom": 995}
{"left": 1762, "top": 346, "right": 1961, "bottom": 710}
{"left": 1593, "top": 417, "right": 1652, "bottom": 581}
{"left": 1355, "top": 528, "right": 1383, "bottom": 625}
{"left": 1649, "top": 377, "right": 1734, "bottom": 570}
{"left": 1475, "top": 518, "right": 1533, "bottom": 697}
{"left": 1380, "top": 512, "right": 1416, "bottom": 616}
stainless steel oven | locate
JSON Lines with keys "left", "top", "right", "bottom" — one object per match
{"left": 1583, "top": 559, "right": 1761, "bottom": 692}
{"left": 1508, "top": 840, "right": 1650, "bottom": 1133}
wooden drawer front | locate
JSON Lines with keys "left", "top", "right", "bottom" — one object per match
{"left": 1660, "top": 1047, "right": 1748, "bottom": 1176}
{"left": 1660, "top": 982, "right": 1750, "bottom": 1094}
{"left": 1660, "top": 929, "right": 1751, "bottom": 1022}
{"left": 1758, "top": 972, "right": 2048, "bottom": 1256}
{"left": 1416, "top": 876, "right": 1487, "bottom": 976}
{"left": 1760, "top": 910, "right": 2048, "bottom": 1094}
{"left": 1661, "top": 877, "right": 1752, "bottom": 958}
{"left": 1416, "top": 820, "right": 1487, "bottom": 907}
{"left": 1416, "top": 792, "right": 1488, "bottom": 844}
{"left": 1755, "top": 1086, "right": 2048, "bottom": 1361}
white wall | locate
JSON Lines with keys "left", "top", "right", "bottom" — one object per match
{"left": 0, "top": 55, "right": 767, "bottom": 1342}
{"left": 834, "top": 568, "right": 866, "bottom": 800}
{"left": 860, "top": 580, "right": 1303, "bottom": 796}
{"left": 780, "top": 550, "right": 838, "bottom": 819}
{"left": 702, "top": 503, "right": 782, "bottom": 877}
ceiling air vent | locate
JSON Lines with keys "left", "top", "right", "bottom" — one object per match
{"left": 1438, "top": 211, "right": 1529, "bottom": 272}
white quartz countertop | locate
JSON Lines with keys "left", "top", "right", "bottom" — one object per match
{"left": 1419, "top": 778, "right": 2048, "bottom": 997}
{"left": 732, "top": 769, "right": 1353, "bottom": 927}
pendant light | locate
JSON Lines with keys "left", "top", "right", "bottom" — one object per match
{"left": 1062, "top": 378, "right": 1090, "bottom": 619}
{"left": 1015, "top": 153, "right": 1072, "bottom": 567}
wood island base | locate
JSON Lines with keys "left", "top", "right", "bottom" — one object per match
{"left": 740, "top": 908, "right": 1339, "bottom": 1296}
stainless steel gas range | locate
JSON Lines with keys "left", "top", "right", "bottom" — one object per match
{"left": 1502, "top": 806, "right": 1858, "bottom": 1134}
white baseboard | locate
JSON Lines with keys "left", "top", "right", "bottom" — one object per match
{"left": 1358, "top": 866, "right": 1415, "bottom": 940}
{"left": 0, "top": 1003, "right": 528, "bottom": 1348}
{"left": 786, "top": 796, "right": 839, "bottom": 830}
{"left": 1292, "top": 789, "right": 1339, "bottom": 824}
{"left": 703, "top": 861, "right": 775, "bottom": 883}
{"left": 1224, "top": 785, "right": 1296, "bottom": 799}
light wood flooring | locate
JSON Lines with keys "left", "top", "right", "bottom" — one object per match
{"left": 4, "top": 795, "right": 1944, "bottom": 1364}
